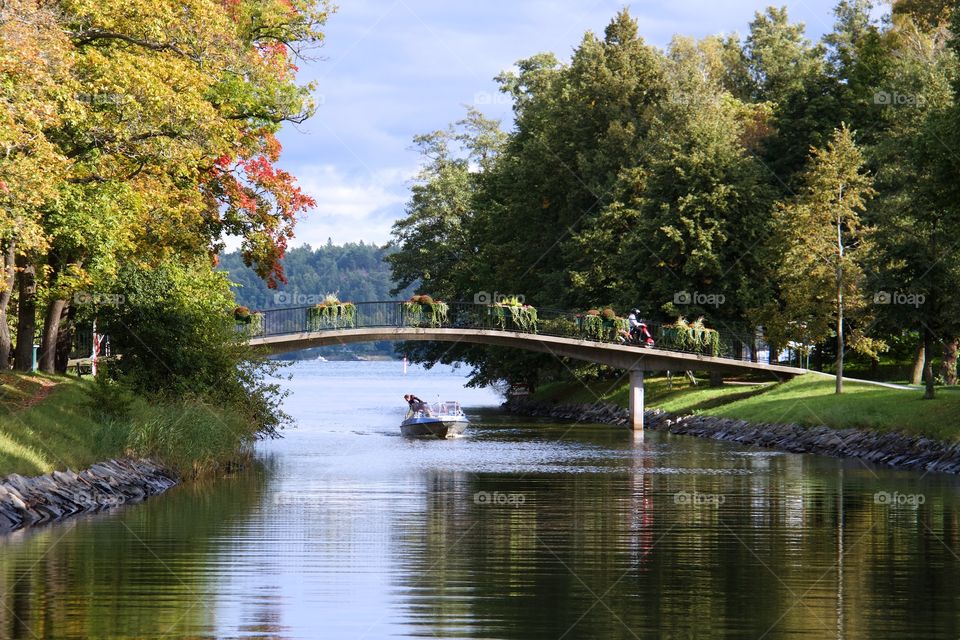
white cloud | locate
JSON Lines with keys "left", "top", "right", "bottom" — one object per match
{"left": 273, "top": 0, "right": 860, "bottom": 250}
{"left": 290, "top": 164, "right": 415, "bottom": 247}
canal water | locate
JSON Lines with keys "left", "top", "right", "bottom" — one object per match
{"left": 0, "top": 361, "right": 959, "bottom": 639}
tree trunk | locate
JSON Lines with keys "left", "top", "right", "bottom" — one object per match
{"left": 923, "top": 327, "right": 936, "bottom": 400}
{"left": 941, "top": 339, "right": 958, "bottom": 386}
{"left": 836, "top": 307, "right": 844, "bottom": 394}
{"left": 835, "top": 198, "right": 845, "bottom": 395}
{"left": 13, "top": 255, "right": 36, "bottom": 371}
{"left": 0, "top": 238, "right": 15, "bottom": 370}
{"left": 55, "top": 305, "right": 76, "bottom": 375}
{"left": 813, "top": 346, "right": 824, "bottom": 372}
{"left": 39, "top": 299, "right": 68, "bottom": 373}
{"left": 910, "top": 339, "right": 925, "bottom": 385}
{"left": 835, "top": 261, "right": 844, "bottom": 394}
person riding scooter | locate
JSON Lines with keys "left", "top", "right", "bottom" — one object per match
{"left": 627, "top": 309, "right": 655, "bottom": 347}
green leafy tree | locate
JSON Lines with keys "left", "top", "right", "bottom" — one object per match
{"left": 862, "top": 3, "right": 958, "bottom": 397}
{"left": 7, "top": 0, "right": 329, "bottom": 372}
{"left": 570, "top": 35, "right": 776, "bottom": 331}
{"left": 388, "top": 109, "right": 504, "bottom": 300}
{"left": 223, "top": 242, "right": 413, "bottom": 310}
{"left": 100, "top": 259, "right": 289, "bottom": 436}
{"left": 476, "top": 10, "right": 668, "bottom": 308}
{"left": 763, "top": 125, "right": 878, "bottom": 393}
{"left": 744, "top": 6, "right": 825, "bottom": 104}
{"left": 0, "top": 0, "right": 72, "bottom": 368}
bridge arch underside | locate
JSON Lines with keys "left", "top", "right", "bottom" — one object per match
{"left": 249, "top": 328, "right": 804, "bottom": 379}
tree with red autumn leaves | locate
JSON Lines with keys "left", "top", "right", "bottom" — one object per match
{"left": 0, "top": 0, "right": 330, "bottom": 371}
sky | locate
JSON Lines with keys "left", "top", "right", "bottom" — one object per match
{"left": 276, "top": 0, "right": 882, "bottom": 248}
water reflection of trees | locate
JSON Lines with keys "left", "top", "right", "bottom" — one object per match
{"left": 393, "top": 446, "right": 960, "bottom": 640}
{"left": 0, "top": 468, "right": 269, "bottom": 639}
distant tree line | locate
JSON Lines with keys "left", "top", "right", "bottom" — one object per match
{"left": 388, "top": 1, "right": 960, "bottom": 397}
{"left": 223, "top": 242, "right": 413, "bottom": 359}
{"left": 222, "top": 242, "right": 412, "bottom": 310}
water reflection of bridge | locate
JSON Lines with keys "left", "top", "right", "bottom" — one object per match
{"left": 249, "top": 302, "right": 807, "bottom": 430}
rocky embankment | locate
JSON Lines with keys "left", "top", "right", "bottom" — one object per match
{"left": 0, "top": 459, "right": 178, "bottom": 534}
{"left": 505, "top": 398, "right": 960, "bottom": 475}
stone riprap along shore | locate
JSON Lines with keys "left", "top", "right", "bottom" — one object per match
{"left": 0, "top": 459, "right": 178, "bottom": 534}
{"left": 505, "top": 398, "right": 960, "bottom": 475}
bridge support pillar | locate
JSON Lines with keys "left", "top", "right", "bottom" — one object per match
{"left": 629, "top": 370, "right": 644, "bottom": 431}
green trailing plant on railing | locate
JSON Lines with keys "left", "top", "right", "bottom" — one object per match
{"left": 308, "top": 294, "right": 356, "bottom": 331}
{"left": 579, "top": 311, "right": 605, "bottom": 341}
{"left": 234, "top": 307, "right": 263, "bottom": 336}
{"left": 659, "top": 316, "right": 721, "bottom": 356}
{"left": 578, "top": 308, "right": 628, "bottom": 341}
{"left": 403, "top": 294, "right": 449, "bottom": 327}
{"left": 250, "top": 312, "right": 263, "bottom": 336}
{"left": 489, "top": 296, "right": 537, "bottom": 332}
{"left": 613, "top": 316, "right": 629, "bottom": 336}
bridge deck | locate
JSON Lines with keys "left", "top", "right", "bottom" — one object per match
{"left": 249, "top": 327, "right": 807, "bottom": 378}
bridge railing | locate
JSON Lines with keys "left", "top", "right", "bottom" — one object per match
{"left": 251, "top": 301, "right": 807, "bottom": 368}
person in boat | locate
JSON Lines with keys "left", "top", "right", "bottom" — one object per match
{"left": 404, "top": 394, "right": 431, "bottom": 416}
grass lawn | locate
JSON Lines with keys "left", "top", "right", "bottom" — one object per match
{"left": 0, "top": 373, "right": 119, "bottom": 475}
{"left": 0, "top": 371, "right": 261, "bottom": 477}
{"left": 532, "top": 376, "right": 773, "bottom": 415}
{"left": 703, "top": 375, "right": 960, "bottom": 441}
{"left": 532, "top": 373, "right": 960, "bottom": 441}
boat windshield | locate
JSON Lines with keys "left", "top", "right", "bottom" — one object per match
{"left": 405, "top": 401, "right": 464, "bottom": 418}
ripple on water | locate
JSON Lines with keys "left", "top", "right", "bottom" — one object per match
{"left": 0, "top": 362, "right": 958, "bottom": 640}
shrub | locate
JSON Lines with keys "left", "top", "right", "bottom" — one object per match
{"left": 99, "top": 260, "right": 290, "bottom": 439}
{"left": 85, "top": 370, "right": 135, "bottom": 422}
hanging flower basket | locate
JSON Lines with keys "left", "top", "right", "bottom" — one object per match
{"left": 577, "top": 307, "right": 627, "bottom": 341}
{"left": 234, "top": 307, "right": 263, "bottom": 336}
{"left": 658, "top": 316, "right": 721, "bottom": 356}
{"left": 307, "top": 294, "right": 356, "bottom": 331}
{"left": 234, "top": 306, "right": 252, "bottom": 324}
{"left": 403, "top": 294, "right": 449, "bottom": 327}
{"left": 488, "top": 296, "right": 537, "bottom": 332}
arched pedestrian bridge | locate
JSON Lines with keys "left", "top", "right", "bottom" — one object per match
{"left": 246, "top": 301, "right": 807, "bottom": 430}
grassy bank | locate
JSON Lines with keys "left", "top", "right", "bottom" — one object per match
{"left": 531, "top": 374, "right": 960, "bottom": 441}
{"left": 532, "top": 375, "right": 774, "bottom": 415}
{"left": 0, "top": 372, "right": 259, "bottom": 477}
